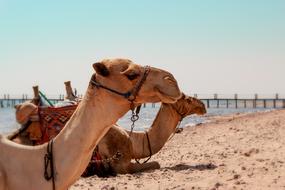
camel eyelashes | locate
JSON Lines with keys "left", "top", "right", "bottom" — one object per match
{"left": 126, "top": 73, "right": 140, "bottom": 81}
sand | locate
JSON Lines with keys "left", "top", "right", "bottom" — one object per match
{"left": 70, "top": 109, "right": 285, "bottom": 190}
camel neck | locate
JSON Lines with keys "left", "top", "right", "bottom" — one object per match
{"left": 52, "top": 86, "right": 129, "bottom": 188}
{"left": 130, "top": 104, "right": 181, "bottom": 159}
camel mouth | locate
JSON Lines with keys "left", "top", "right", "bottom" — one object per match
{"left": 156, "top": 88, "right": 182, "bottom": 104}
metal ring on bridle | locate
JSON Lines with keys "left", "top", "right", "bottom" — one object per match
{"left": 131, "top": 115, "right": 139, "bottom": 122}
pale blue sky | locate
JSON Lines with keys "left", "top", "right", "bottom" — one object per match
{"left": 0, "top": 0, "right": 284, "bottom": 96}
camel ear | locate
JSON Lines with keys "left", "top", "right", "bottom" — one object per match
{"left": 93, "top": 62, "right": 110, "bottom": 77}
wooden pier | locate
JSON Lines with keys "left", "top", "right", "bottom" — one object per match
{"left": 197, "top": 94, "right": 285, "bottom": 109}
{"left": 200, "top": 98, "right": 285, "bottom": 109}
{"left": 0, "top": 94, "right": 285, "bottom": 109}
{"left": 0, "top": 94, "right": 66, "bottom": 108}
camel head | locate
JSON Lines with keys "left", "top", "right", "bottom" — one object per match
{"left": 169, "top": 93, "right": 206, "bottom": 118}
{"left": 92, "top": 58, "right": 181, "bottom": 104}
{"left": 15, "top": 102, "right": 38, "bottom": 124}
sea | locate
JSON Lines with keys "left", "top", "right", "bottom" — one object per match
{"left": 0, "top": 103, "right": 275, "bottom": 135}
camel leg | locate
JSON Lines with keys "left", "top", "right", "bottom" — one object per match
{"left": 127, "top": 161, "right": 160, "bottom": 173}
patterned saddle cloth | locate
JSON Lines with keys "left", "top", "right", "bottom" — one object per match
{"left": 35, "top": 104, "right": 78, "bottom": 144}
{"left": 25, "top": 103, "right": 113, "bottom": 176}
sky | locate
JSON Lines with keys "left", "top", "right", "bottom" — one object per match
{"left": 0, "top": 0, "right": 284, "bottom": 97}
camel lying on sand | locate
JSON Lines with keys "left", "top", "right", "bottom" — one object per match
{"left": 10, "top": 83, "right": 78, "bottom": 145}
{"left": 8, "top": 85, "right": 45, "bottom": 145}
{"left": 91, "top": 94, "right": 206, "bottom": 176}
{"left": 11, "top": 82, "right": 206, "bottom": 176}
{"left": 0, "top": 58, "right": 181, "bottom": 190}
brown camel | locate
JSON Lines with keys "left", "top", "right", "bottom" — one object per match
{"left": 15, "top": 85, "right": 41, "bottom": 124}
{"left": 9, "top": 82, "right": 80, "bottom": 145}
{"left": 7, "top": 86, "right": 43, "bottom": 145}
{"left": 0, "top": 58, "right": 181, "bottom": 190}
{"left": 93, "top": 94, "right": 206, "bottom": 176}
{"left": 11, "top": 82, "right": 206, "bottom": 176}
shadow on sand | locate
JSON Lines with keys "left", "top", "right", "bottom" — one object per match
{"left": 164, "top": 163, "right": 217, "bottom": 172}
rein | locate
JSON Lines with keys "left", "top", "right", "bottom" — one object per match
{"left": 166, "top": 102, "right": 186, "bottom": 142}
{"left": 90, "top": 65, "right": 153, "bottom": 164}
{"left": 44, "top": 139, "right": 56, "bottom": 190}
{"left": 9, "top": 120, "right": 33, "bottom": 140}
{"left": 90, "top": 65, "right": 150, "bottom": 103}
{"left": 135, "top": 102, "right": 187, "bottom": 164}
{"left": 41, "top": 65, "right": 152, "bottom": 181}
{"left": 90, "top": 65, "right": 150, "bottom": 132}
{"left": 135, "top": 131, "right": 153, "bottom": 164}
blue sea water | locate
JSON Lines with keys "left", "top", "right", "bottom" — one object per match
{"left": 0, "top": 104, "right": 275, "bottom": 135}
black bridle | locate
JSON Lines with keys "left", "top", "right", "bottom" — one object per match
{"left": 90, "top": 65, "right": 153, "bottom": 162}
{"left": 42, "top": 66, "right": 151, "bottom": 188}
{"left": 90, "top": 65, "right": 151, "bottom": 132}
{"left": 90, "top": 65, "right": 151, "bottom": 104}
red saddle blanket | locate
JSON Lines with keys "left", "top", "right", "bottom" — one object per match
{"left": 37, "top": 105, "right": 78, "bottom": 144}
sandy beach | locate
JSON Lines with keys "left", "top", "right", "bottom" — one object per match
{"left": 70, "top": 109, "right": 285, "bottom": 190}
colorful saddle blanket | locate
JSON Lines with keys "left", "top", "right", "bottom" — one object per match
{"left": 24, "top": 103, "right": 112, "bottom": 176}
{"left": 36, "top": 104, "right": 78, "bottom": 144}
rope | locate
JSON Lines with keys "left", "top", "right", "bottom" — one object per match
{"left": 90, "top": 66, "right": 150, "bottom": 102}
{"left": 44, "top": 139, "right": 55, "bottom": 190}
{"left": 39, "top": 91, "right": 54, "bottom": 107}
{"left": 167, "top": 121, "right": 182, "bottom": 142}
{"left": 135, "top": 131, "right": 153, "bottom": 164}
{"left": 9, "top": 120, "right": 32, "bottom": 140}
{"left": 91, "top": 151, "right": 123, "bottom": 164}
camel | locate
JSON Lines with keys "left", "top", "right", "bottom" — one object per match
{"left": 15, "top": 85, "right": 41, "bottom": 124}
{"left": 91, "top": 93, "right": 206, "bottom": 176}
{"left": 9, "top": 82, "right": 81, "bottom": 145}
{"left": 11, "top": 82, "right": 206, "bottom": 176}
{"left": 8, "top": 81, "right": 81, "bottom": 145}
{"left": 0, "top": 58, "right": 181, "bottom": 190}
{"left": 62, "top": 87, "right": 206, "bottom": 175}
{"left": 7, "top": 86, "right": 44, "bottom": 145}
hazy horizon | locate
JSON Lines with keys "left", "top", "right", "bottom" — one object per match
{"left": 0, "top": 0, "right": 284, "bottom": 95}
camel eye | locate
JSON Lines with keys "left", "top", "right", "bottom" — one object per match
{"left": 126, "top": 73, "right": 139, "bottom": 81}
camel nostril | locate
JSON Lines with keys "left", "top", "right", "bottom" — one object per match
{"left": 163, "top": 76, "right": 176, "bottom": 84}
